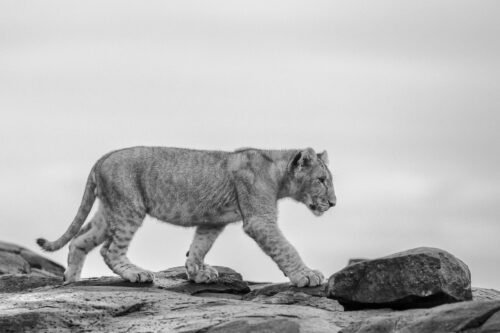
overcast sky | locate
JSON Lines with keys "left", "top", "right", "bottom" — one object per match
{"left": 1, "top": 1, "right": 499, "bottom": 289}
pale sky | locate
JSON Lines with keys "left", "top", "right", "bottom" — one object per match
{"left": 1, "top": 1, "right": 499, "bottom": 289}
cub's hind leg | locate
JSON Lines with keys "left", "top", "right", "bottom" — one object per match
{"left": 66, "top": 206, "right": 108, "bottom": 283}
{"left": 186, "top": 225, "right": 225, "bottom": 283}
{"left": 99, "top": 212, "right": 154, "bottom": 283}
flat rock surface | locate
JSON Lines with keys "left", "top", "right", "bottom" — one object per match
{"left": 328, "top": 247, "right": 472, "bottom": 310}
{"left": 1, "top": 268, "right": 499, "bottom": 333}
{"left": 0, "top": 273, "right": 345, "bottom": 332}
{"left": 245, "top": 283, "right": 343, "bottom": 312}
{"left": 472, "top": 287, "right": 500, "bottom": 302}
{"left": 341, "top": 299, "right": 500, "bottom": 333}
{"left": 1, "top": 242, "right": 499, "bottom": 332}
{"left": 0, "top": 274, "right": 63, "bottom": 293}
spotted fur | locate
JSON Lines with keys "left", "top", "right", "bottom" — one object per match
{"left": 37, "top": 147, "right": 336, "bottom": 286}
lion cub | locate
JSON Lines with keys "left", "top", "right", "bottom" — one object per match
{"left": 38, "top": 147, "right": 336, "bottom": 287}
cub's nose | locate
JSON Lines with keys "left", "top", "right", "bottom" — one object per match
{"left": 328, "top": 193, "right": 337, "bottom": 208}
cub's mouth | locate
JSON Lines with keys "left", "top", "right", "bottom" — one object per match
{"left": 308, "top": 203, "right": 326, "bottom": 216}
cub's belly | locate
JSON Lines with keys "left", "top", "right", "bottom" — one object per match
{"left": 149, "top": 202, "right": 242, "bottom": 226}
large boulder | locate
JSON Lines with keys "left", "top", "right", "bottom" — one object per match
{"left": 327, "top": 247, "right": 472, "bottom": 310}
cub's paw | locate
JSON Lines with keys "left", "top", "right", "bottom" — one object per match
{"left": 63, "top": 271, "right": 80, "bottom": 285}
{"left": 122, "top": 268, "right": 155, "bottom": 283}
{"left": 288, "top": 268, "right": 324, "bottom": 287}
{"left": 186, "top": 262, "right": 219, "bottom": 284}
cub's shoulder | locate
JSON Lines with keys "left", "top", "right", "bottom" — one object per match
{"left": 233, "top": 147, "right": 273, "bottom": 162}
{"left": 228, "top": 148, "right": 276, "bottom": 183}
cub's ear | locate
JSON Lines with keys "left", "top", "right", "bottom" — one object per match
{"left": 317, "top": 150, "right": 329, "bottom": 165}
{"left": 289, "top": 148, "right": 316, "bottom": 172}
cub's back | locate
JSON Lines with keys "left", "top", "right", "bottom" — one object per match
{"left": 95, "top": 147, "right": 236, "bottom": 213}
{"left": 97, "top": 146, "right": 231, "bottom": 178}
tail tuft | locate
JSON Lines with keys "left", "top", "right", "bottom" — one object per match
{"left": 36, "top": 238, "right": 51, "bottom": 251}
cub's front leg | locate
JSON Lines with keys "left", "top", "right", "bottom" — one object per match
{"left": 185, "top": 225, "right": 225, "bottom": 283}
{"left": 242, "top": 214, "right": 324, "bottom": 287}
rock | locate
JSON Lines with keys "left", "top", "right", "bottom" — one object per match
{"left": 0, "top": 269, "right": 344, "bottom": 333}
{"left": 0, "top": 274, "right": 63, "bottom": 293}
{"left": 0, "top": 242, "right": 498, "bottom": 333}
{"left": 156, "top": 266, "right": 250, "bottom": 295}
{"left": 18, "top": 248, "right": 65, "bottom": 277}
{"left": 0, "top": 311, "right": 70, "bottom": 333}
{"left": 29, "top": 268, "right": 62, "bottom": 278}
{"left": 251, "top": 290, "right": 343, "bottom": 312}
{"left": 244, "top": 283, "right": 343, "bottom": 311}
{"left": 0, "top": 252, "right": 30, "bottom": 275}
{"left": 341, "top": 300, "right": 500, "bottom": 333}
{"left": 0, "top": 241, "right": 64, "bottom": 292}
{"left": 347, "top": 258, "right": 367, "bottom": 266}
{"left": 200, "top": 318, "right": 301, "bottom": 333}
{"left": 472, "top": 287, "right": 500, "bottom": 301}
{"left": 481, "top": 310, "right": 500, "bottom": 333}
{"left": 158, "top": 266, "right": 244, "bottom": 281}
{"left": 245, "top": 282, "right": 327, "bottom": 298}
{"left": 0, "top": 242, "right": 25, "bottom": 253}
{"left": 327, "top": 247, "right": 472, "bottom": 310}
{"left": 67, "top": 266, "right": 250, "bottom": 296}
{"left": 0, "top": 264, "right": 498, "bottom": 333}
{"left": 0, "top": 241, "right": 64, "bottom": 277}
{"left": 0, "top": 240, "right": 65, "bottom": 293}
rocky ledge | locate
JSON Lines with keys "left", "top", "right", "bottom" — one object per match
{"left": 1, "top": 241, "right": 500, "bottom": 333}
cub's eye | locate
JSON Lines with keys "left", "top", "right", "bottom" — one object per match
{"left": 318, "top": 177, "right": 326, "bottom": 183}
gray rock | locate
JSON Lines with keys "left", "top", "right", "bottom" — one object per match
{"left": 347, "top": 258, "right": 367, "bottom": 266}
{"left": 341, "top": 300, "right": 500, "bottom": 333}
{"left": 244, "top": 282, "right": 327, "bottom": 299}
{"left": 0, "top": 311, "right": 71, "bottom": 333}
{"left": 0, "top": 270, "right": 344, "bottom": 333}
{"left": 65, "top": 266, "right": 250, "bottom": 296}
{"left": 29, "top": 268, "right": 62, "bottom": 278}
{"left": 0, "top": 240, "right": 64, "bottom": 277}
{"left": 244, "top": 282, "right": 343, "bottom": 311}
{"left": 18, "top": 248, "right": 65, "bottom": 277}
{"left": 0, "top": 242, "right": 24, "bottom": 253}
{"left": 472, "top": 287, "right": 500, "bottom": 301}
{"left": 0, "top": 242, "right": 498, "bottom": 333}
{"left": 0, "top": 274, "right": 62, "bottom": 293}
{"left": 328, "top": 247, "right": 472, "bottom": 310}
{"left": 0, "top": 252, "right": 30, "bottom": 275}
{"left": 157, "top": 266, "right": 250, "bottom": 295}
{"left": 0, "top": 240, "right": 65, "bottom": 293}
{"left": 201, "top": 318, "right": 301, "bottom": 333}
{"left": 158, "top": 266, "right": 244, "bottom": 281}
{"left": 0, "top": 265, "right": 498, "bottom": 333}
{"left": 481, "top": 310, "right": 500, "bottom": 333}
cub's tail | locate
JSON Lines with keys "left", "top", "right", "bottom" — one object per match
{"left": 37, "top": 165, "right": 98, "bottom": 252}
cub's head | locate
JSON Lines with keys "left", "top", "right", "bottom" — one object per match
{"left": 287, "top": 148, "right": 336, "bottom": 216}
